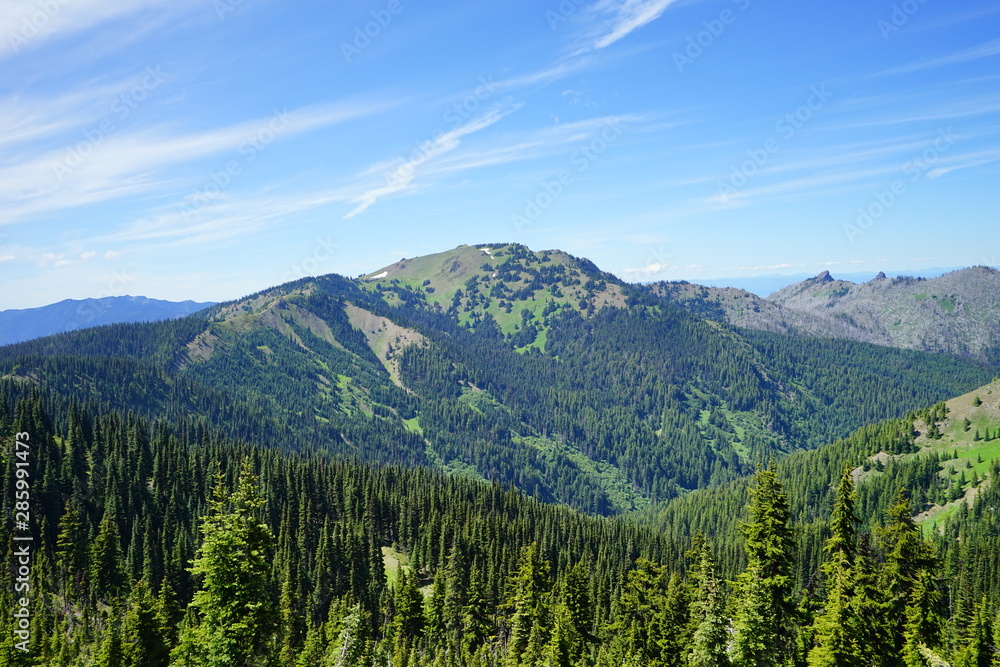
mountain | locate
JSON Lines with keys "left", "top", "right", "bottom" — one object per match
{"left": 0, "top": 295, "right": 215, "bottom": 345}
{"left": 0, "top": 244, "right": 995, "bottom": 516}
{"left": 3, "top": 246, "right": 1000, "bottom": 667}
{"left": 688, "top": 267, "right": 962, "bottom": 297}
{"left": 649, "top": 266, "right": 1000, "bottom": 360}
{"left": 3, "top": 355, "right": 999, "bottom": 667}
{"left": 644, "top": 378, "right": 1000, "bottom": 582}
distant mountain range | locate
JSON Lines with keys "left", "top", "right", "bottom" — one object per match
{"left": 650, "top": 266, "right": 1000, "bottom": 360}
{"left": 2, "top": 244, "right": 993, "bottom": 515}
{"left": 692, "top": 267, "right": 964, "bottom": 297}
{"left": 0, "top": 295, "right": 215, "bottom": 346}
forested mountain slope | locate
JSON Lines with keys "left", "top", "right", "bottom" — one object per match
{"left": 649, "top": 266, "right": 1000, "bottom": 360}
{"left": 0, "top": 244, "right": 996, "bottom": 515}
{"left": 3, "top": 379, "right": 999, "bottom": 666}
{"left": 643, "top": 379, "right": 1000, "bottom": 601}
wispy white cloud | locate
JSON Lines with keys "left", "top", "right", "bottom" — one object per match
{"left": 0, "top": 80, "right": 139, "bottom": 152}
{"left": 342, "top": 112, "right": 639, "bottom": 218}
{"left": 926, "top": 149, "right": 1000, "bottom": 179}
{"left": 589, "top": 0, "right": 681, "bottom": 50}
{"left": 0, "top": 0, "right": 200, "bottom": 59}
{"left": 870, "top": 39, "right": 1000, "bottom": 79}
{"left": 0, "top": 98, "right": 396, "bottom": 225}
{"left": 829, "top": 93, "right": 1000, "bottom": 128}
{"left": 343, "top": 105, "right": 519, "bottom": 219}
{"left": 428, "top": 114, "right": 639, "bottom": 176}
{"left": 97, "top": 185, "right": 357, "bottom": 251}
{"left": 492, "top": 60, "right": 593, "bottom": 92}
{"left": 619, "top": 261, "right": 668, "bottom": 276}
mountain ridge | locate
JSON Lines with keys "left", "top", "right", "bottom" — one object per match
{"left": 649, "top": 266, "right": 1000, "bottom": 360}
{"left": 1, "top": 243, "right": 996, "bottom": 516}
{"left": 0, "top": 295, "right": 216, "bottom": 346}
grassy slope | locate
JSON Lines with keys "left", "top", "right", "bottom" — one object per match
{"left": 858, "top": 379, "right": 1000, "bottom": 532}
{"left": 361, "top": 243, "right": 627, "bottom": 344}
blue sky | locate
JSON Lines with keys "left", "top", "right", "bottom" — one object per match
{"left": 1, "top": 0, "right": 999, "bottom": 309}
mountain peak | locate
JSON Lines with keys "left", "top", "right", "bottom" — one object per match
{"left": 873, "top": 271, "right": 887, "bottom": 280}
{"left": 359, "top": 243, "right": 627, "bottom": 345}
{"left": 814, "top": 270, "right": 833, "bottom": 282}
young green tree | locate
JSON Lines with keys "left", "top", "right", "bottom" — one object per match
{"left": 953, "top": 597, "right": 993, "bottom": 667}
{"left": 461, "top": 566, "right": 493, "bottom": 655}
{"left": 121, "top": 580, "right": 170, "bottom": 667}
{"left": 96, "top": 618, "right": 124, "bottom": 667}
{"left": 543, "top": 564, "right": 593, "bottom": 667}
{"left": 731, "top": 465, "right": 797, "bottom": 667}
{"left": 90, "top": 509, "right": 125, "bottom": 601}
{"left": 687, "top": 537, "right": 730, "bottom": 667}
{"left": 807, "top": 467, "right": 862, "bottom": 667}
{"left": 391, "top": 570, "right": 425, "bottom": 643}
{"left": 879, "top": 492, "right": 942, "bottom": 666}
{"left": 503, "top": 543, "right": 552, "bottom": 667}
{"left": 170, "top": 463, "right": 277, "bottom": 667}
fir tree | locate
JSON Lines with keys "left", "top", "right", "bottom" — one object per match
{"left": 392, "top": 570, "right": 425, "bottom": 642}
{"left": 953, "top": 597, "right": 993, "bottom": 667}
{"left": 121, "top": 579, "right": 170, "bottom": 667}
{"left": 807, "top": 467, "right": 862, "bottom": 667}
{"left": 879, "top": 492, "right": 942, "bottom": 665}
{"left": 731, "top": 465, "right": 797, "bottom": 667}
{"left": 686, "top": 537, "right": 730, "bottom": 667}
{"left": 172, "top": 463, "right": 277, "bottom": 667}
{"left": 90, "top": 509, "right": 125, "bottom": 601}
{"left": 503, "top": 543, "right": 552, "bottom": 667}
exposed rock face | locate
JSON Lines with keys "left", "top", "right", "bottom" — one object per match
{"left": 648, "top": 267, "right": 1000, "bottom": 359}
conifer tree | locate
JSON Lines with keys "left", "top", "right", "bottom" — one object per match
{"left": 807, "top": 467, "right": 862, "bottom": 667}
{"left": 392, "top": 570, "right": 426, "bottom": 642}
{"left": 121, "top": 579, "right": 170, "bottom": 667}
{"left": 171, "top": 463, "right": 277, "bottom": 667}
{"left": 953, "top": 597, "right": 993, "bottom": 667}
{"left": 90, "top": 509, "right": 125, "bottom": 601}
{"left": 731, "top": 465, "right": 797, "bottom": 667}
{"left": 96, "top": 617, "right": 124, "bottom": 667}
{"left": 503, "top": 543, "right": 552, "bottom": 667}
{"left": 687, "top": 538, "right": 730, "bottom": 667}
{"left": 879, "top": 492, "right": 941, "bottom": 665}
{"left": 462, "top": 567, "right": 493, "bottom": 655}
{"left": 55, "top": 499, "right": 88, "bottom": 592}
{"left": 425, "top": 572, "right": 447, "bottom": 642}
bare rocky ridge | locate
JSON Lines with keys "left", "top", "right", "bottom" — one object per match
{"left": 648, "top": 266, "right": 1000, "bottom": 359}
